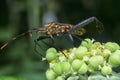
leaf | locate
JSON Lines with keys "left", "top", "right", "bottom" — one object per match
{"left": 88, "top": 75, "right": 107, "bottom": 80}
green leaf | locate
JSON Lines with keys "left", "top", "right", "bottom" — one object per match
{"left": 88, "top": 75, "right": 107, "bottom": 80}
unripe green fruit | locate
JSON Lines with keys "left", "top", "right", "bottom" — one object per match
{"left": 101, "top": 66, "right": 112, "bottom": 76}
{"left": 81, "top": 38, "right": 93, "bottom": 50}
{"left": 114, "top": 50, "right": 120, "bottom": 55}
{"left": 46, "top": 48, "right": 58, "bottom": 62}
{"left": 56, "top": 76, "right": 65, "bottom": 80}
{"left": 78, "top": 63, "right": 88, "bottom": 74}
{"left": 52, "top": 63, "right": 62, "bottom": 75}
{"left": 103, "top": 49, "right": 111, "bottom": 59}
{"left": 46, "top": 48, "right": 57, "bottom": 53}
{"left": 88, "top": 65, "right": 96, "bottom": 73}
{"left": 61, "top": 61, "right": 71, "bottom": 73}
{"left": 71, "top": 59, "right": 83, "bottom": 71}
{"left": 104, "top": 42, "right": 120, "bottom": 52}
{"left": 91, "top": 42, "right": 101, "bottom": 50}
{"left": 46, "top": 39, "right": 120, "bottom": 79}
{"left": 75, "top": 46, "right": 88, "bottom": 59}
{"left": 109, "top": 50, "right": 120, "bottom": 67}
{"left": 46, "top": 69, "right": 57, "bottom": 80}
{"left": 89, "top": 55, "right": 104, "bottom": 68}
{"left": 46, "top": 52, "right": 58, "bottom": 62}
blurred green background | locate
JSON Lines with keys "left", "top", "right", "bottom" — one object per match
{"left": 0, "top": 0, "right": 120, "bottom": 80}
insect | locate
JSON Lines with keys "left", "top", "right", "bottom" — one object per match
{"left": 0, "top": 17, "right": 104, "bottom": 56}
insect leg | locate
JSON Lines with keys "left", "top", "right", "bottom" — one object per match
{"left": 34, "top": 35, "right": 65, "bottom": 57}
{"left": 37, "top": 35, "right": 63, "bottom": 50}
{"left": 68, "top": 34, "right": 84, "bottom": 47}
{"left": 49, "top": 35, "right": 55, "bottom": 45}
{"left": 70, "top": 17, "right": 104, "bottom": 33}
{"left": 68, "top": 34, "right": 75, "bottom": 47}
{"left": 0, "top": 30, "right": 34, "bottom": 50}
{"left": 49, "top": 35, "right": 68, "bottom": 58}
{"left": 72, "top": 35, "right": 83, "bottom": 41}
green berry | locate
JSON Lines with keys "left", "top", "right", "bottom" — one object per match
{"left": 103, "top": 49, "right": 111, "bottom": 60}
{"left": 71, "top": 59, "right": 83, "bottom": 71}
{"left": 56, "top": 76, "right": 65, "bottom": 80}
{"left": 46, "top": 52, "right": 58, "bottom": 62}
{"left": 75, "top": 46, "right": 88, "bottom": 59}
{"left": 61, "top": 61, "right": 71, "bottom": 73}
{"left": 46, "top": 48, "right": 57, "bottom": 53}
{"left": 88, "top": 65, "right": 96, "bottom": 73}
{"left": 91, "top": 42, "right": 101, "bottom": 50}
{"left": 109, "top": 50, "right": 120, "bottom": 67}
{"left": 46, "top": 69, "right": 57, "bottom": 80}
{"left": 52, "top": 62, "right": 62, "bottom": 75}
{"left": 89, "top": 55, "right": 104, "bottom": 68}
{"left": 101, "top": 65, "right": 112, "bottom": 76}
{"left": 78, "top": 63, "right": 88, "bottom": 74}
{"left": 104, "top": 42, "right": 120, "bottom": 52}
{"left": 46, "top": 48, "right": 58, "bottom": 62}
{"left": 81, "top": 38, "right": 93, "bottom": 50}
{"left": 114, "top": 50, "right": 120, "bottom": 55}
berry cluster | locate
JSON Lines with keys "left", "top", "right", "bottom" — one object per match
{"left": 45, "top": 39, "right": 120, "bottom": 80}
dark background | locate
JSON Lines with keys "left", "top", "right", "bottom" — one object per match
{"left": 0, "top": 0, "right": 120, "bottom": 80}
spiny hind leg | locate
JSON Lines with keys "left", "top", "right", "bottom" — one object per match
{"left": 71, "top": 17, "right": 104, "bottom": 33}
{"left": 48, "top": 35, "right": 68, "bottom": 58}
{"left": 35, "top": 35, "right": 68, "bottom": 58}
{"left": 68, "top": 34, "right": 89, "bottom": 47}
{"left": 68, "top": 34, "right": 76, "bottom": 47}
{"left": 34, "top": 35, "right": 60, "bottom": 57}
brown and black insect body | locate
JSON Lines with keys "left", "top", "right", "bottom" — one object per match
{"left": 0, "top": 17, "right": 104, "bottom": 56}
